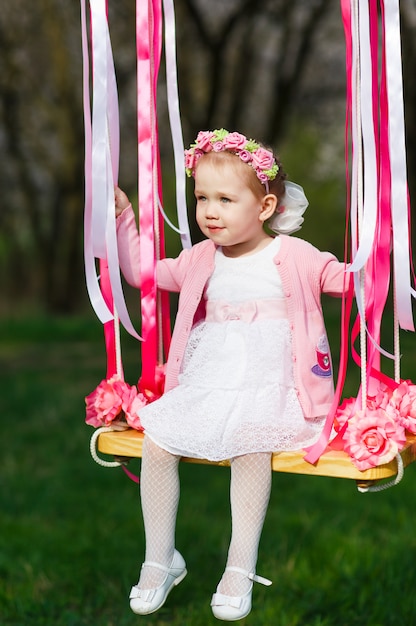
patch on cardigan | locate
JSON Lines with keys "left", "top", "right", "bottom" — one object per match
{"left": 311, "top": 335, "right": 332, "bottom": 377}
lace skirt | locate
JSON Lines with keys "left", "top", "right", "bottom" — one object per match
{"left": 139, "top": 319, "right": 325, "bottom": 461}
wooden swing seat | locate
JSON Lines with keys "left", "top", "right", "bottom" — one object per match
{"left": 97, "top": 429, "right": 416, "bottom": 487}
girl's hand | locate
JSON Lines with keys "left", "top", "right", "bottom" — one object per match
{"left": 115, "top": 186, "right": 130, "bottom": 217}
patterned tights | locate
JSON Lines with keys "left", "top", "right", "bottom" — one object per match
{"left": 137, "top": 436, "right": 272, "bottom": 597}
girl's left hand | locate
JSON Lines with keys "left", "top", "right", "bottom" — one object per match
{"left": 115, "top": 186, "right": 131, "bottom": 217}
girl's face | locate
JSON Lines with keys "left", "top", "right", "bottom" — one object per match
{"left": 194, "top": 157, "right": 276, "bottom": 257}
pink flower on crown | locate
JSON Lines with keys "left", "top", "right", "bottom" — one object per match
{"left": 342, "top": 408, "right": 406, "bottom": 471}
{"left": 195, "top": 130, "right": 215, "bottom": 151}
{"left": 257, "top": 172, "right": 269, "bottom": 184}
{"left": 185, "top": 148, "right": 203, "bottom": 171}
{"left": 238, "top": 149, "right": 253, "bottom": 163}
{"left": 223, "top": 132, "right": 247, "bottom": 151}
{"left": 251, "top": 147, "right": 275, "bottom": 171}
{"left": 184, "top": 149, "right": 195, "bottom": 170}
{"left": 213, "top": 141, "right": 225, "bottom": 152}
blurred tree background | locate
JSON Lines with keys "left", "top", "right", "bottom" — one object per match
{"left": 1, "top": 0, "right": 416, "bottom": 316}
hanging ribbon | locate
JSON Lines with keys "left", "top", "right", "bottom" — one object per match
{"left": 348, "top": 0, "right": 414, "bottom": 332}
{"left": 81, "top": 0, "right": 142, "bottom": 356}
{"left": 82, "top": 0, "right": 191, "bottom": 397}
{"left": 383, "top": 0, "right": 414, "bottom": 331}
{"left": 305, "top": 0, "right": 414, "bottom": 465}
{"left": 81, "top": 0, "right": 112, "bottom": 325}
{"left": 162, "top": 0, "right": 192, "bottom": 249}
{"left": 136, "top": 0, "right": 163, "bottom": 395}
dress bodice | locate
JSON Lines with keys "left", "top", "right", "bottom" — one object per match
{"left": 206, "top": 237, "right": 284, "bottom": 302}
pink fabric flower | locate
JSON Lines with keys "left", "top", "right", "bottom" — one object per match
{"left": 185, "top": 148, "right": 203, "bottom": 171}
{"left": 222, "top": 132, "right": 247, "bottom": 151}
{"left": 212, "top": 141, "right": 225, "bottom": 152}
{"left": 251, "top": 147, "right": 275, "bottom": 171}
{"left": 123, "top": 388, "right": 147, "bottom": 430}
{"left": 390, "top": 381, "right": 416, "bottom": 433}
{"left": 257, "top": 172, "right": 269, "bottom": 184}
{"left": 238, "top": 149, "right": 252, "bottom": 163}
{"left": 85, "top": 375, "right": 125, "bottom": 427}
{"left": 367, "top": 382, "right": 393, "bottom": 411}
{"left": 195, "top": 130, "right": 214, "bottom": 151}
{"left": 334, "top": 397, "right": 357, "bottom": 432}
{"left": 85, "top": 375, "right": 147, "bottom": 428}
{"left": 342, "top": 408, "right": 406, "bottom": 471}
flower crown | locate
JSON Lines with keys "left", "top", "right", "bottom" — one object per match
{"left": 184, "top": 129, "right": 279, "bottom": 186}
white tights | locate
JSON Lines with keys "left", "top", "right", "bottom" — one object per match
{"left": 137, "top": 436, "right": 272, "bottom": 596}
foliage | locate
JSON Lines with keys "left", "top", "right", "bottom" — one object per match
{"left": 1, "top": 1, "right": 416, "bottom": 316}
{"left": 2, "top": 316, "right": 416, "bottom": 625}
{"left": 0, "top": 0, "right": 342, "bottom": 314}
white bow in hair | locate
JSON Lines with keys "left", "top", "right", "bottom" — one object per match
{"left": 267, "top": 181, "right": 309, "bottom": 235}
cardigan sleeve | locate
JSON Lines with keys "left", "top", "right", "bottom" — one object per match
{"left": 319, "top": 251, "right": 349, "bottom": 297}
{"left": 116, "top": 205, "right": 142, "bottom": 288}
{"left": 116, "top": 206, "right": 203, "bottom": 294}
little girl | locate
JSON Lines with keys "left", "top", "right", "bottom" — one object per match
{"left": 115, "top": 129, "right": 346, "bottom": 620}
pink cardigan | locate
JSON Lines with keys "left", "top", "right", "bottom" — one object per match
{"left": 117, "top": 205, "right": 346, "bottom": 418}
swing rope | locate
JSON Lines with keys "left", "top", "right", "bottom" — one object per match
{"left": 358, "top": 453, "right": 404, "bottom": 493}
{"left": 90, "top": 427, "right": 122, "bottom": 468}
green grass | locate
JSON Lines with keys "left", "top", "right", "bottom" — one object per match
{"left": 2, "top": 314, "right": 416, "bottom": 625}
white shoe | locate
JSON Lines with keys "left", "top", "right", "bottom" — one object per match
{"left": 211, "top": 566, "right": 272, "bottom": 621}
{"left": 129, "top": 549, "right": 187, "bottom": 615}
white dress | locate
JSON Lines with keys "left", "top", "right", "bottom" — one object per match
{"left": 139, "top": 237, "right": 325, "bottom": 461}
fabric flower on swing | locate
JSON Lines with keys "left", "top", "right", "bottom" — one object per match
{"left": 334, "top": 379, "right": 416, "bottom": 470}
{"left": 384, "top": 380, "right": 416, "bottom": 434}
{"left": 85, "top": 375, "right": 147, "bottom": 430}
{"left": 342, "top": 407, "right": 407, "bottom": 471}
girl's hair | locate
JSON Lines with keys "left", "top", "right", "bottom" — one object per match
{"left": 196, "top": 149, "right": 287, "bottom": 204}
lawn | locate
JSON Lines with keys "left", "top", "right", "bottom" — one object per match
{"left": 1, "top": 314, "right": 416, "bottom": 626}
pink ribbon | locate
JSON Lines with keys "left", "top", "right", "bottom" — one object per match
{"left": 137, "top": 0, "right": 176, "bottom": 396}
{"left": 82, "top": 0, "right": 191, "bottom": 397}
{"left": 136, "top": 0, "right": 157, "bottom": 394}
{"left": 305, "top": 0, "right": 414, "bottom": 464}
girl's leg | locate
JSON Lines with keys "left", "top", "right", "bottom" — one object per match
{"left": 137, "top": 436, "right": 181, "bottom": 589}
{"left": 218, "top": 452, "right": 272, "bottom": 597}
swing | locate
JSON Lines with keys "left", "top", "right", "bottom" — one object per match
{"left": 81, "top": 0, "right": 416, "bottom": 492}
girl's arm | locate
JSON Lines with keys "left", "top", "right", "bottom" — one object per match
{"left": 114, "top": 187, "right": 191, "bottom": 293}
{"left": 319, "top": 253, "right": 349, "bottom": 297}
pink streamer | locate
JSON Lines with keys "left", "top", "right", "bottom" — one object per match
{"left": 305, "top": 0, "right": 414, "bottom": 464}
{"left": 136, "top": 0, "right": 163, "bottom": 395}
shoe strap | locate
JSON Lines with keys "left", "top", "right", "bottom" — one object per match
{"left": 141, "top": 560, "right": 170, "bottom": 573}
{"left": 225, "top": 566, "right": 272, "bottom": 586}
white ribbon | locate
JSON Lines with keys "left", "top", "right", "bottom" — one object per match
{"left": 348, "top": 0, "right": 378, "bottom": 275}
{"left": 82, "top": 0, "right": 140, "bottom": 339}
{"left": 163, "top": 0, "right": 192, "bottom": 248}
{"left": 81, "top": 0, "right": 112, "bottom": 323}
{"left": 384, "top": 0, "right": 414, "bottom": 331}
